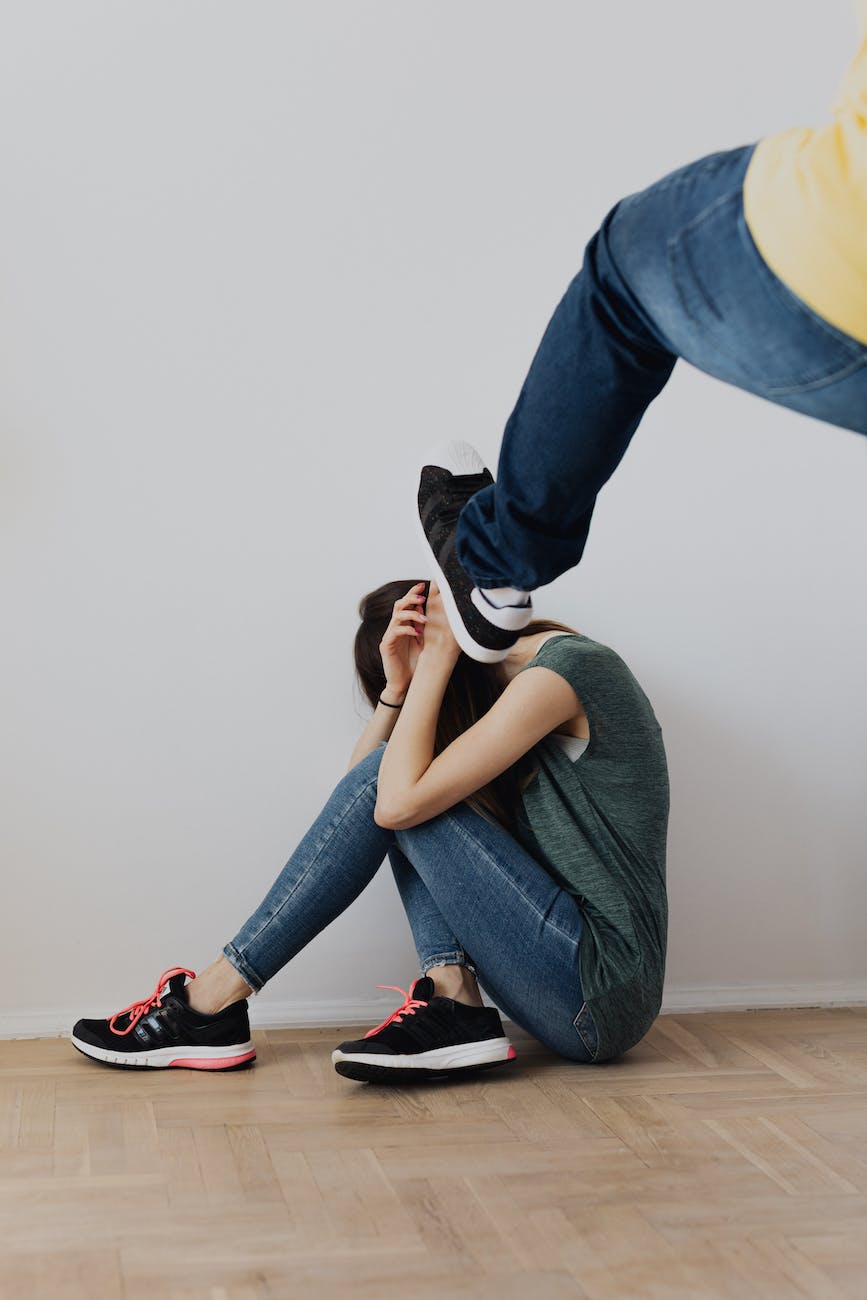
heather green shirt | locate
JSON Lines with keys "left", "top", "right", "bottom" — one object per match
{"left": 515, "top": 633, "right": 669, "bottom": 1062}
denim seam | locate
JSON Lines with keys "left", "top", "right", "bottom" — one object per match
{"left": 230, "top": 773, "right": 382, "bottom": 968}
{"left": 572, "top": 1000, "right": 598, "bottom": 1057}
{"left": 618, "top": 145, "right": 753, "bottom": 208}
{"left": 419, "top": 810, "right": 580, "bottom": 947}
{"left": 666, "top": 187, "right": 739, "bottom": 316}
{"left": 221, "top": 942, "right": 264, "bottom": 995}
{"left": 668, "top": 189, "right": 867, "bottom": 394}
{"left": 736, "top": 208, "right": 867, "bottom": 359}
{"left": 762, "top": 353, "right": 867, "bottom": 397}
{"left": 597, "top": 215, "right": 679, "bottom": 362}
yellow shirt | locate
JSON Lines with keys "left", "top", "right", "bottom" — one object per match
{"left": 743, "top": 1, "right": 867, "bottom": 345}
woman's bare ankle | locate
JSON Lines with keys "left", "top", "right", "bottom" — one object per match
{"left": 426, "top": 963, "right": 484, "bottom": 1007}
{"left": 186, "top": 956, "right": 254, "bottom": 1016}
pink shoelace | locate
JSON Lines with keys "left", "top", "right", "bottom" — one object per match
{"left": 364, "top": 984, "right": 428, "bottom": 1039}
{"left": 109, "top": 965, "right": 197, "bottom": 1037}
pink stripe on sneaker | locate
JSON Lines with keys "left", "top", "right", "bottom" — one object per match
{"left": 507, "top": 1046, "right": 517, "bottom": 1059}
{"left": 169, "top": 1050, "right": 256, "bottom": 1069}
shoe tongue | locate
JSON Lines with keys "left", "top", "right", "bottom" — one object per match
{"left": 166, "top": 972, "right": 190, "bottom": 1002}
{"left": 411, "top": 976, "right": 436, "bottom": 1002}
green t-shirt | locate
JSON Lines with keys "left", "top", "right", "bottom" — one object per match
{"left": 515, "top": 633, "right": 669, "bottom": 1063}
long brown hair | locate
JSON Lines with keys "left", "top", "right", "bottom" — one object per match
{"left": 354, "top": 579, "right": 579, "bottom": 834}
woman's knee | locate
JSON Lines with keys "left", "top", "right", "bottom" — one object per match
{"left": 346, "top": 742, "right": 386, "bottom": 787}
{"left": 324, "top": 744, "right": 386, "bottom": 819}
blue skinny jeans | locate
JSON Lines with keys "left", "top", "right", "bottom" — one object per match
{"left": 456, "top": 142, "right": 867, "bottom": 591}
{"left": 222, "top": 743, "right": 597, "bottom": 1063}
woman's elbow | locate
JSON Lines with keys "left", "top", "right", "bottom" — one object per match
{"left": 373, "top": 798, "right": 416, "bottom": 830}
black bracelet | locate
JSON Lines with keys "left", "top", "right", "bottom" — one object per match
{"left": 379, "top": 694, "right": 404, "bottom": 709}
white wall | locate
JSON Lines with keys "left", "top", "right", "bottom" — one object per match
{"left": 1, "top": 1, "right": 864, "bottom": 1036}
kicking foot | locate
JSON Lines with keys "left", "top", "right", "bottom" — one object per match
{"left": 70, "top": 965, "right": 257, "bottom": 1071}
{"left": 415, "top": 440, "right": 533, "bottom": 664}
{"left": 332, "top": 976, "right": 516, "bottom": 1083}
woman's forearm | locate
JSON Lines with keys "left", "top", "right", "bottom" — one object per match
{"left": 375, "top": 652, "right": 456, "bottom": 814}
{"left": 347, "top": 686, "right": 408, "bottom": 771}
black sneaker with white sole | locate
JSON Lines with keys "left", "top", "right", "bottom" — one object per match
{"left": 332, "top": 976, "right": 516, "bottom": 1083}
{"left": 415, "top": 441, "right": 534, "bottom": 663}
{"left": 70, "top": 965, "right": 257, "bottom": 1071}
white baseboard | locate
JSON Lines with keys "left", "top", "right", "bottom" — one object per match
{"left": 2, "top": 980, "right": 866, "bottom": 1041}
{"left": 659, "top": 979, "right": 867, "bottom": 1015}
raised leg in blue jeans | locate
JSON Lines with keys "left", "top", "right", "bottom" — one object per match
{"left": 455, "top": 142, "right": 867, "bottom": 592}
{"left": 222, "top": 744, "right": 594, "bottom": 1063}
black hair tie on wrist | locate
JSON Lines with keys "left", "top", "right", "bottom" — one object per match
{"left": 379, "top": 694, "right": 403, "bottom": 709}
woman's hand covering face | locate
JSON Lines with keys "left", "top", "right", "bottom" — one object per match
{"left": 417, "top": 582, "right": 460, "bottom": 665}
{"left": 378, "top": 582, "right": 428, "bottom": 696}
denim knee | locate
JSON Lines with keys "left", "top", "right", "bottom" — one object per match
{"left": 347, "top": 742, "right": 386, "bottom": 786}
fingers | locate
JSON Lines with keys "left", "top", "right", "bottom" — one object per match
{"left": 384, "top": 617, "right": 426, "bottom": 636}
{"left": 388, "top": 585, "right": 428, "bottom": 638}
{"left": 380, "top": 585, "right": 429, "bottom": 661}
{"left": 392, "top": 608, "right": 427, "bottom": 627}
{"left": 394, "top": 583, "right": 426, "bottom": 613}
{"left": 381, "top": 626, "right": 423, "bottom": 643}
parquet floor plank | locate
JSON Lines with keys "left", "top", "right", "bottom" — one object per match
{"left": 0, "top": 1248, "right": 125, "bottom": 1300}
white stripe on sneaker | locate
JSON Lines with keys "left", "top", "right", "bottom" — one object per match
{"left": 471, "top": 588, "right": 534, "bottom": 631}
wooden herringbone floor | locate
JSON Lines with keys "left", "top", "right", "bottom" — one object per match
{"left": 1, "top": 1007, "right": 866, "bottom": 1299}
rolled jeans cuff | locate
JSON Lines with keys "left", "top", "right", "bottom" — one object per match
{"left": 419, "top": 950, "right": 476, "bottom": 976}
{"left": 222, "top": 942, "right": 265, "bottom": 995}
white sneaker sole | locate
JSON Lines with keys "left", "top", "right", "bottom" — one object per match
{"left": 332, "top": 1035, "right": 515, "bottom": 1071}
{"left": 70, "top": 1033, "right": 257, "bottom": 1070}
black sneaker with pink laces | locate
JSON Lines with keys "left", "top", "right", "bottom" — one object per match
{"left": 70, "top": 966, "right": 257, "bottom": 1071}
{"left": 332, "top": 976, "right": 516, "bottom": 1083}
